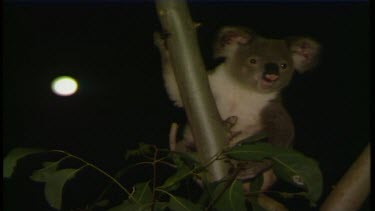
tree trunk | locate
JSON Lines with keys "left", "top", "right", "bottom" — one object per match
{"left": 320, "top": 143, "right": 370, "bottom": 211}
{"left": 155, "top": 0, "right": 229, "bottom": 182}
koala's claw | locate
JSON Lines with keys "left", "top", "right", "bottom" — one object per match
{"left": 153, "top": 31, "right": 171, "bottom": 50}
{"left": 223, "top": 116, "right": 242, "bottom": 145}
{"left": 153, "top": 32, "right": 164, "bottom": 48}
{"left": 224, "top": 116, "right": 238, "bottom": 129}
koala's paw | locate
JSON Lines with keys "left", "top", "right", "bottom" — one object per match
{"left": 223, "top": 116, "right": 242, "bottom": 145}
{"left": 153, "top": 32, "right": 164, "bottom": 49}
{"left": 153, "top": 31, "right": 170, "bottom": 50}
{"left": 230, "top": 160, "right": 273, "bottom": 180}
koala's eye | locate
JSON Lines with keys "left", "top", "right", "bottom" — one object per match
{"left": 280, "top": 63, "right": 287, "bottom": 69}
{"left": 249, "top": 59, "right": 257, "bottom": 64}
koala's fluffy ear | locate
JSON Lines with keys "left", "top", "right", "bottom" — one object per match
{"left": 287, "top": 37, "right": 321, "bottom": 73}
{"left": 213, "top": 26, "right": 254, "bottom": 59}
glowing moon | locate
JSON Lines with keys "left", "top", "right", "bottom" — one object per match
{"left": 51, "top": 76, "right": 78, "bottom": 96}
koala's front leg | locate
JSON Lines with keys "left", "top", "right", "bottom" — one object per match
{"left": 232, "top": 101, "right": 294, "bottom": 191}
{"left": 222, "top": 116, "right": 271, "bottom": 181}
{"left": 154, "top": 32, "right": 183, "bottom": 107}
{"left": 224, "top": 116, "right": 243, "bottom": 147}
{"left": 261, "top": 102, "right": 294, "bottom": 148}
{"left": 170, "top": 116, "right": 240, "bottom": 153}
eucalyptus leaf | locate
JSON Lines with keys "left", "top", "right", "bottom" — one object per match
{"left": 238, "top": 131, "right": 269, "bottom": 144}
{"left": 44, "top": 168, "right": 81, "bottom": 210}
{"left": 250, "top": 174, "right": 264, "bottom": 193}
{"left": 108, "top": 200, "right": 166, "bottom": 211}
{"left": 107, "top": 200, "right": 146, "bottom": 211}
{"left": 94, "top": 199, "right": 110, "bottom": 207}
{"left": 197, "top": 181, "right": 217, "bottom": 206}
{"left": 272, "top": 153, "right": 323, "bottom": 205}
{"left": 108, "top": 182, "right": 153, "bottom": 211}
{"left": 225, "top": 142, "right": 286, "bottom": 161}
{"left": 154, "top": 202, "right": 169, "bottom": 211}
{"left": 212, "top": 180, "right": 247, "bottom": 211}
{"left": 168, "top": 196, "right": 203, "bottom": 211}
{"left": 226, "top": 142, "right": 323, "bottom": 204}
{"left": 125, "top": 143, "right": 153, "bottom": 160}
{"left": 30, "top": 161, "right": 59, "bottom": 182}
{"left": 159, "top": 161, "right": 191, "bottom": 190}
{"left": 172, "top": 152, "right": 200, "bottom": 166}
{"left": 249, "top": 196, "right": 267, "bottom": 211}
{"left": 241, "top": 176, "right": 265, "bottom": 211}
{"left": 132, "top": 181, "right": 153, "bottom": 204}
{"left": 3, "top": 148, "right": 45, "bottom": 178}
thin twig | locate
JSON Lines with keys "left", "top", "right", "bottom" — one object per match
{"left": 151, "top": 146, "right": 159, "bottom": 211}
{"left": 51, "top": 150, "right": 137, "bottom": 203}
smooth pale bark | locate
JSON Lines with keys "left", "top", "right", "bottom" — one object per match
{"left": 320, "top": 143, "right": 370, "bottom": 211}
{"left": 155, "top": 0, "right": 229, "bottom": 181}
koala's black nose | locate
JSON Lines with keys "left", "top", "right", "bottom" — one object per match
{"left": 263, "top": 62, "right": 279, "bottom": 82}
{"left": 264, "top": 63, "right": 279, "bottom": 75}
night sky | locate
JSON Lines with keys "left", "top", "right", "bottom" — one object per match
{"left": 4, "top": 1, "right": 370, "bottom": 210}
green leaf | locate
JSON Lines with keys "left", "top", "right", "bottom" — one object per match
{"left": 30, "top": 161, "right": 59, "bottom": 182}
{"left": 225, "top": 142, "right": 286, "bottom": 161}
{"left": 251, "top": 174, "right": 264, "bottom": 193}
{"left": 107, "top": 199, "right": 167, "bottom": 211}
{"left": 197, "top": 181, "right": 217, "bottom": 206}
{"left": 154, "top": 202, "right": 169, "bottom": 211}
{"left": 108, "top": 182, "right": 153, "bottom": 211}
{"left": 107, "top": 201, "right": 166, "bottom": 211}
{"left": 132, "top": 182, "right": 153, "bottom": 204}
{"left": 44, "top": 168, "right": 81, "bottom": 210}
{"left": 125, "top": 143, "right": 153, "bottom": 160}
{"left": 226, "top": 142, "right": 323, "bottom": 205}
{"left": 212, "top": 180, "right": 247, "bottom": 211}
{"left": 159, "top": 152, "right": 204, "bottom": 191}
{"left": 249, "top": 196, "right": 267, "bottom": 211}
{"left": 94, "top": 199, "right": 110, "bottom": 207}
{"left": 171, "top": 152, "right": 202, "bottom": 172}
{"left": 171, "top": 152, "right": 200, "bottom": 167}
{"left": 244, "top": 176, "right": 265, "bottom": 211}
{"left": 272, "top": 153, "right": 323, "bottom": 205}
{"left": 107, "top": 200, "right": 146, "bottom": 211}
{"left": 159, "top": 160, "right": 192, "bottom": 191}
{"left": 168, "top": 196, "right": 203, "bottom": 211}
{"left": 238, "top": 131, "right": 269, "bottom": 144}
{"left": 3, "top": 148, "right": 45, "bottom": 178}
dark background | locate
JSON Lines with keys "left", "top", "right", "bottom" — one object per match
{"left": 3, "top": 1, "right": 370, "bottom": 210}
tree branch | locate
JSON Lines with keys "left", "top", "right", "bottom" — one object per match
{"left": 155, "top": 0, "right": 229, "bottom": 181}
{"left": 320, "top": 143, "right": 370, "bottom": 211}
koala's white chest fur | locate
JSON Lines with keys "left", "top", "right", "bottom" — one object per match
{"left": 209, "top": 65, "right": 277, "bottom": 143}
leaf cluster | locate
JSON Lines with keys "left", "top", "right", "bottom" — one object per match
{"left": 3, "top": 140, "right": 323, "bottom": 210}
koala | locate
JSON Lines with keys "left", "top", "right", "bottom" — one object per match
{"left": 154, "top": 26, "right": 320, "bottom": 183}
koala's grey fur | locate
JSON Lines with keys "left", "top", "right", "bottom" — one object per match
{"left": 154, "top": 26, "right": 320, "bottom": 181}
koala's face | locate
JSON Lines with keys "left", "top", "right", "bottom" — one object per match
{"left": 214, "top": 27, "right": 320, "bottom": 93}
{"left": 228, "top": 37, "right": 295, "bottom": 93}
